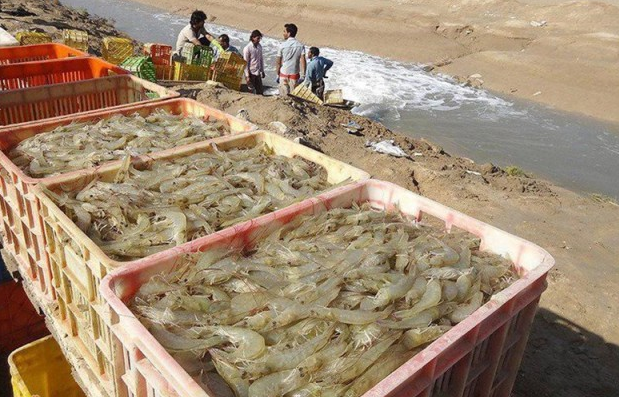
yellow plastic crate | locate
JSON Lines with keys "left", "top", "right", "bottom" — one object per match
{"left": 102, "top": 36, "right": 133, "bottom": 65}
{"left": 9, "top": 335, "right": 86, "bottom": 397}
{"left": 212, "top": 51, "right": 246, "bottom": 91}
{"left": 62, "top": 29, "right": 88, "bottom": 52}
{"left": 172, "top": 61, "right": 211, "bottom": 81}
{"left": 15, "top": 32, "right": 51, "bottom": 46}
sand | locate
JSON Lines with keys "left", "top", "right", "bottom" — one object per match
{"left": 132, "top": 0, "right": 619, "bottom": 125}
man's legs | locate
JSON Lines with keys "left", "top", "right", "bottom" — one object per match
{"left": 288, "top": 78, "right": 298, "bottom": 94}
{"left": 279, "top": 77, "right": 291, "bottom": 96}
{"left": 254, "top": 75, "right": 264, "bottom": 95}
{"left": 312, "top": 79, "right": 325, "bottom": 100}
{"left": 249, "top": 74, "right": 264, "bottom": 95}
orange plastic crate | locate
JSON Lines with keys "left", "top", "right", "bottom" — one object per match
{"left": 0, "top": 57, "right": 128, "bottom": 91}
{"left": 143, "top": 43, "right": 172, "bottom": 66}
{"left": 0, "top": 43, "right": 88, "bottom": 65}
{"left": 0, "top": 98, "right": 256, "bottom": 301}
{"left": 100, "top": 179, "right": 554, "bottom": 397}
{"left": 0, "top": 74, "right": 178, "bottom": 127}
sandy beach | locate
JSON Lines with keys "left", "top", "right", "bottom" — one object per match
{"left": 131, "top": 0, "right": 619, "bottom": 125}
{"left": 1, "top": 0, "right": 618, "bottom": 396}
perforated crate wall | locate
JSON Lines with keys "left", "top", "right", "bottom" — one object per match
{"left": 143, "top": 43, "right": 172, "bottom": 66}
{"left": 172, "top": 61, "right": 211, "bottom": 81}
{"left": 62, "top": 29, "right": 89, "bottom": 52}
{"left": 180, "top": 43, "right": 213, "bottom": 67}
{"left": 120, "top": 56, "right": 156, "bottom": 83}
{"left": 212, "top": 52, "right": 246, "bottom": 91}
{"left": 102, "top": 37, "right": 134, "bottom": 65}
{"left": 15, "top": 32, "right": 51, "bottom": 46}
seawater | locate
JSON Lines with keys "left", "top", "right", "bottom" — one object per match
{"left": 63, "top": 0, "right": 619, "bottom": 198}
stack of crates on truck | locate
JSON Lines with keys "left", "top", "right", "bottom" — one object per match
{"left": 101, "top": 36, "right": 134, "bottom": 65}
{"left": 143, "top": 43, "right": 173, "bottom": 80}
{"left": 120, "top": 56, "right": 157, "bottom": 83}
{"left": 15, "top": 32, "right": 51, "bottom": 46}
{"left": 212, "top": 51, "right": 246, "bottom": 91}
{"left": 62, "top": 29, "right": 89, "bottom": 52}
{"left": 9, "top": 335, "right": 85, "bottom": 397}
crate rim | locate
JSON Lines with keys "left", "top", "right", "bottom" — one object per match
{"left": 0, "top": 74, "right": 179, "bottom": 130}
{"left": 100, "top": 178, "right": 554, "bottom": 397}
{"left": 0, "top": 42, "right": 89, "bottom": 62}
{"left": 33, "top": 130, "right": 370, "bottom": 269}
{"left": 0, "top": 98, "right": 256, "bottom": 185}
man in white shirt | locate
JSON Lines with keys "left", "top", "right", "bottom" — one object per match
{"left": 243, "top": 30, "right": 265, "bottom": 95}
{"left": 275, "top": 23, "right": 306, "bottom": 97}
{"left": 173, "top": 10, "right": 217, "bottom": 61}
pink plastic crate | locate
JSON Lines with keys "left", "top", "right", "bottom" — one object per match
{"left": 31, "top": 131, "right": 368, "bottom": 397}
{"left": 0, "top": 98, "right": 256, "bottom": 302}
{"left": 100, "top": 179, "right": 554, "bottom": 397}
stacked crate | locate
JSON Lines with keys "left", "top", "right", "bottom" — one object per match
{"left": 212, "top": 51, "right": 246, "bottom": 91}
{"left": 143, "top": 43, "right": 173, "bottom": 81}
{"left": 101, "top": 37, "right": 133, "bottom": 65}
{"left": 15, "top": 32, "right": 51, "bottom": 46}
{"left": 62, "top": 30, "right": 89, "bottom": 52}
{"left": 120, "top": 56, "right": 157, "bottom": 83}
{"left": 172, "top": 43, "right": 213, "bottom": 82}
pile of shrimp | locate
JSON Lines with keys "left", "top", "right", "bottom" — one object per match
{"left": 9, "top": 109, "right": 231, "bottom": 178}
{"left": 45, "top": 143, "right": 335, "bottom": 261}
{"left": 131, "top": 203, "right": 518, "bottom": 397}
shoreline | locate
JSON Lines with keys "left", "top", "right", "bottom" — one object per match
{"left": 129, "top": 0, "right": 619, "bottom": 126}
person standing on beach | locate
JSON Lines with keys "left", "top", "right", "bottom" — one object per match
{"left": 243, "top": 30, "right": 266, "bottom": 95}
{"left": 173, "top": 10, "right": 220, "bottom": 61}
{"left": 275, "top": 23, "right": 305, "bottom": 97}
{"left": 304, "top": 47, "right": 333, "bottom": 100}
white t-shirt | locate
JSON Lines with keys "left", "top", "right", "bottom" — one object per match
{"left": 175, "top": 24, "right": 208, "bottom": 54}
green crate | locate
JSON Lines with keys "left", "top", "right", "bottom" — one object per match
{"left": 180, "top": 43, "right": 214, "bottom": 67}
{"left": 120, "top": 56, "right": 157, "bottom": 83}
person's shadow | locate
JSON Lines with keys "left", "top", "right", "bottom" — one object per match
{"left": 514, "top": 308, "right": 619, "bottom": 397}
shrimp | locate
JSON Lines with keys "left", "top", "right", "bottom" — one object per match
{"left": 394, "top": 279, "right": 442, "bottom": 319}
{"left": 402, "top": 325, "right": 452, "bottom": 349}
{"left": 248, "top": 369, "right": 306, "bottom": 397}
{"left": 449, "top": 291, "right": 484, "bottom": 324}
{"left": 210, "top": 326, "right": 266, "bottom": 360}
{"left": 210, "top": 349, "right": 249, "bottom": 397}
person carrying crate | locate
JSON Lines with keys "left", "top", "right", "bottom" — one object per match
{"left": 243, "top": 30, "right": 266, "bottom": 95}
{"left": 213, "top": 34, "right": 241, "bottom": 59}
{"left": 173, "top": 10, "right": 222, "bottom": 61}
{"left": 303, "top": 47, "right": 333, "bottom": 100}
